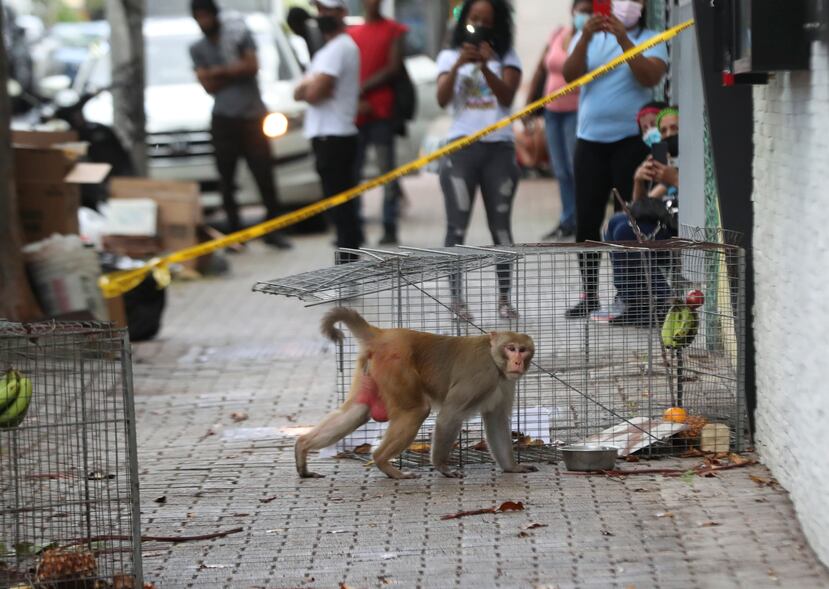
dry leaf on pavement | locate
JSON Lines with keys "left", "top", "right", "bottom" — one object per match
{"left": 353, "top": 444, "right": 372, "bottom": 455}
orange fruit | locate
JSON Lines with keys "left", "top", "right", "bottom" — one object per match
{"left": 663, "top": 407, "right": 688, "bottom": 423}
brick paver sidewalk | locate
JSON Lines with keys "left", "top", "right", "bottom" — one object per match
{"left": 130, "top": 176, "right": 829, "bottom": 588}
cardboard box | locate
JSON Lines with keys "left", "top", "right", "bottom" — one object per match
{"left": 106, "top": 294, "right": 128, "bottom": 329}
{"left": 101, "top": 235, "right": 163, "bottom": 259}
{"left": 109, "top": 178, "right": 203, "bottom": 269}
{"left": 13, "top": 131, "right": 111, "bottom": 244}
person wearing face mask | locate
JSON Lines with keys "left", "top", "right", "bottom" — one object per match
{"left": 598, "top": 105, "right": 680, "bottom": 326}
{"left": 637, "top": 100, "right": 668, "bottom": 147}
{"left": 435, "top": 0, "right": 522, "bottom": 321}
{"left": 562, "top": 0, "right": 668, "bottom": 319}
{"left": 294, "top": 0, "right": 363, "bottom": 260}
{"left": 526, "top": 0, "right": 593, "bottom": 241}
{"left": 190, "top": 0, "right": 292, "bottom": 249}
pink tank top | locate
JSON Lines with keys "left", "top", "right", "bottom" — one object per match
{"left": 544, "top": 27, "right": 580, "bottom": 113}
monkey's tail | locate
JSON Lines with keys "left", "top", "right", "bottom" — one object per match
{"left": 321, "top": 307, "right": 377, "bottom": 344}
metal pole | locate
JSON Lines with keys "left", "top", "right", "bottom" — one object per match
{"left": 735, "top": 248, "right": 747, "bottom": 451}
{"left": 121, "top": 331, "right": 144, "bottom": 585}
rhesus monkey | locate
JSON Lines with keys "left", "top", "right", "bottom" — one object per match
{"left": 295, "top": 308, "right": 538, "bottom": 480}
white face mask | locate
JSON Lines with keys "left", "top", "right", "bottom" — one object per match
{"left": 612, "top": 0, "right": 643, "bottom": 29}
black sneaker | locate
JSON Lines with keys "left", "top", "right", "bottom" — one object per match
{"left": 565, "top": 295, "right": 600, "bottom": 319}
{"left": 263, "top": 232, "right": 293, "bottom": 250}
{"left": 378, "top": 232, "right": 398, "bottom": 246}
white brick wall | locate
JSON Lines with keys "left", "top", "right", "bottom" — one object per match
{"left": 753, "top": 41, "right": 829, "bottom": 567}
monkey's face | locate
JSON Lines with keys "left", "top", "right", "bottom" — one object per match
{"left": 491, "top": 333, "right": 534, "bottom": 380}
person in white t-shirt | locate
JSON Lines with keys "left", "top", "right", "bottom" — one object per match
{"left": 294, "top": 0, "right": 363, "bottom": 259}
{"left": 436, "top": 0, "right": 522, "bottom": 321}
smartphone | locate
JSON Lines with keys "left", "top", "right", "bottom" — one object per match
{"left": 593, "top": 0, "right": 611, "bottom": 16}
{"left": 463, "top": 24, "right": 492, "bottom": 47}
{"left": 652, "top": 141, "right": 669, "bottom": 165}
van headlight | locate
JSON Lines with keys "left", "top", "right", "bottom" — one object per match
{"left": 263, "top": 112, "right": 289, "bottom": 139}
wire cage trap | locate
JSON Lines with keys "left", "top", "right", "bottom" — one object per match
{"left": 0, "top": 321, "right": 143, "bottom": 588}
{"left": 254, "top": 239, "right": 747, "bottom": 469}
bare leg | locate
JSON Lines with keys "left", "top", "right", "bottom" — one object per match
{"left": 483, "top": 404, "right": 538, "bottom": 474}
{"left": 372, "top": 407, "right": 429, "bottom": 480}
{"left": 431, "top": 410, "right": 465, "bottom": 478}
{"left": 295, "top": 403, "right": 371, "bottom": 478}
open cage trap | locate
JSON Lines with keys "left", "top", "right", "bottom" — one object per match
{"left": 255, "top": 238, "right": 747, "bottom": 468}
{"left": 0, "top": 321, "right": 143, "bottom": 588}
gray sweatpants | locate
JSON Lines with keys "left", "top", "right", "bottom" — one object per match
{"left": 439, "top": 141, "right": 519, "bottom": 299}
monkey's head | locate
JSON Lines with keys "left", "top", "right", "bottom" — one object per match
{"left": 490, "top": 332, "right": 535, "bottom": 380}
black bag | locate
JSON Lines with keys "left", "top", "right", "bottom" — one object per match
{"left": 392, "top": 64, "right": 417, "bottom": 136}
{"left": 630, "top": 197, "right": 678, "bottom": 233}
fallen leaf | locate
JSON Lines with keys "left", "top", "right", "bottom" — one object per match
{"left": 655, "top": 512, "right": 674, "bottom": 518}
{"left": 441, "top": 500, "right": 524, "bottom": 520}
{"left": 729, "top": 453, "right": 749, "bottom": 465}
{"left": 698, "top": 521, "right": 721, "bottom": 527}
{"left": 154, "top": 496, "right": 167, "bottom": 504}
{"left": 624, "top": 455, "right": 640, "bottom": 463}
{"left": 353, "top": 444, "right": 372, "bottom": 455}
{"left": 113, "top": 574, "right": 136, "bottom": 589}
{"left": 408, "top": 442, "right": 431, "bottom": 454}
{"left": 471, "top": 440, "right": 488, "bottom": 451}
{"left": 517, "top": 531, "right": 530, "bottom": 538}
{"left": 680, "top": 470, "right": 696, "bottom": 484}
{"left": 230, "top": 411, "right": 248, "bottom": 423}
{"left": 601, "top": 529, "right": 614, "bottom": 536}
{"left": 259, "top": 496, "right": 278, "bottom": 504}
{"left": 516, "top": 435, "right": 544, "bottom": 447}
{"left": 750, "top": 474, "right": 779, "bottom": 488}
{"left": 680, "top": 448, "right": 705, "bottom": 458}
{"left": 377, "top": 576, "right": 392, "bottom": 585}
{"left": 497, "top": 501, "right": 525, "bottom": 513}
{"left": 521, "top": 522, "right": 547, "bottom": 530}
{"left": 232, "top": 513, "right": 250, "bottom": 517}
{"left": 632, "top": 487, "right": 649, "bottom": 493}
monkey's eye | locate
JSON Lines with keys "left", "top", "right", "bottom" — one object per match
{"left": 519, "top": 347, "right": 526, "bottom": 354}
{"left": 506, "top": 344, "right": 516, "bottom": 352}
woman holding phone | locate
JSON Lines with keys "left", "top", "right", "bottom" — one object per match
{"left": 526, "top": 0, "right": 593, "bottom": 241}
{"left": 435, "top": 0, "right": 522, "bottom": 321}
{"left": 562, "top": 0, "right": 668, "bottom": 318}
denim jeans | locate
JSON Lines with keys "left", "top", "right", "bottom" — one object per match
{"left": 543, "top": 109, "right": 578, "bottom": 231}
{"left": 604, "top": 212, "right": 673, "bottom": 308}
{"left": 354, "top": 118, "right": 402, "bottom": 229}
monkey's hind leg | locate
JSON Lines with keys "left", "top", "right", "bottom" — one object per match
{"left": 295, "top": 402, "right": 371, "bottom": 478}
{"left": 372, "top": 406, "right": 430, "bottom": 480}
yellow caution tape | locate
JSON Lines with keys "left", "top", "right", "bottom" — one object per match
{"left": 99, "top": 19, "right": 694, "bottom": 299}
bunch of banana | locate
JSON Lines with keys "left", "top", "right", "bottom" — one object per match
{"left": 0, "top": 369, "right": 34, "bottom": 429}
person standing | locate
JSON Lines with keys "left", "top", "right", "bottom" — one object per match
{"left": 436, "top": 0, "right": 522, "bottom": 320}
{"left": 294, "top": 0, "right": 363, "bottom": 259}
{"left": 562, "top": 0, "right": 667, "bottom": 318}
{"left": 526, "top": 0, "right": 592, "bottom": 240}
{"left": 349, "top": 0, "right": 408, "bottom": 245}
{"left": 189, "top": 0, "right": 291, "bottom": 249}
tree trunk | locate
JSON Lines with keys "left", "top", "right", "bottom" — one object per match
{"left": 0, "top": 8, "right": 42, "bottom": 321}
{"left": 106, "top": 0, "right": 148, "bottom": 176}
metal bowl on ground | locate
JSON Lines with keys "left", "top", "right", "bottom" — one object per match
{"left": 560, "top": 444, "right": 619, "bottom": 471}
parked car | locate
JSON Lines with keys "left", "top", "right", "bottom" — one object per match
{"left": 77, "top": 12, "right": 441, "bottom": 211}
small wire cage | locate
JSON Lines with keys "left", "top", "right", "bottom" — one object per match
{"left": 0, "top": 321, "right": 143, "bottom": 588}
{"left": 255, "top": 238, "right": 747, "bottom": 468}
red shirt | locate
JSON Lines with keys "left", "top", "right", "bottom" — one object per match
{"left": 348, "top": 18, "right": 408, "bottom": 126}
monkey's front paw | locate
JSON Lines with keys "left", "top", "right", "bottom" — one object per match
{"left": 504, "top": 464, "right": 539, "bottom": 474}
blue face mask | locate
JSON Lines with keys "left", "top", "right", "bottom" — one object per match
{"left": 642, "top": 127, "right": 662, "bottom": 148}
{"left": 573, "top": 12, "right": 590, "bottom": 32}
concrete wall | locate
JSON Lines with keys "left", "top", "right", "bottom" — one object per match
{"left": 752, "top": 40, "right": 829, "bottom": 567}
